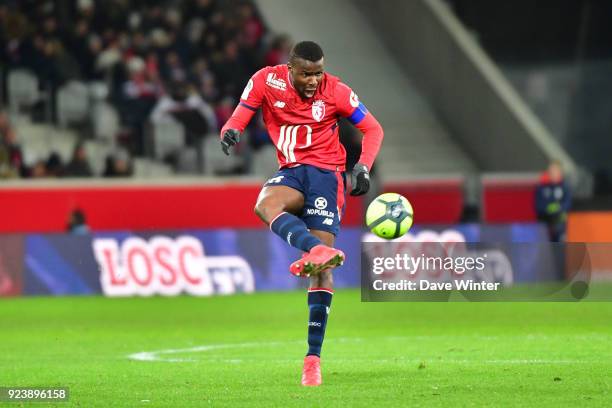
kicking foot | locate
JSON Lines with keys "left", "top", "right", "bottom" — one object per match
{"left": 289, "top": 245, "right": 345, "bottom": 277}
{"left": 301, "top": 355, "right": 322, "bottom": 386}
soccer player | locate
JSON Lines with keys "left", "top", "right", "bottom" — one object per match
{"left": 220, "top": 41, "right": 383, "bottom": 386}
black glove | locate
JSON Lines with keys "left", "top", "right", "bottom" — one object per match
{"left": 350, "top": 163, "right": 370, "bottom": 196}
{"left": 220, "top": 129, "right": 241, "bottom": 155}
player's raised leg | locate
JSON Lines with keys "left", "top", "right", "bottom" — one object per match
{"left": 301, "top": 229, "right": 336, "bottom": 386}
{"left": 255, "top": 183, "right": 344, "bottom": 277}
{"left": 289, "top": 168, "right": 346, "bottom": 277}
{"left": 255, "top": 185, "right": 322, "bottom": 252}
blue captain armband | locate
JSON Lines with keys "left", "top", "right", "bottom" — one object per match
{"left": 347, "top": 102, "right": 369, "bottom": 125}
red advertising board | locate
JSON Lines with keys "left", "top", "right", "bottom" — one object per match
{"left": 0, "top": 182, "right": 365, "bottom": 232}
{"left": 0, "top": 179, "right": 464, "bottom": 233}
{"left": 481, "top": 176, "right": 538, "bottom": 222}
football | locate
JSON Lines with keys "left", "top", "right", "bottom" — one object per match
{"left": 365, "top": 193, "right": 414, "bottom": 239}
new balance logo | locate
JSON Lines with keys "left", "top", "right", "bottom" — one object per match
{"left": 266, "top": 73, "right": 286, "bottom": 91}
{"left": 267, "top": 175, "right": 284, "bottom": 184}
{"left": 308, "top": 321, "right": 322, "bottom": 327}
{"left": 322, "top": 218, "right": 334, "bottom": 226}
{"left": 274, "top": 100, "right": 286, "bottom": 108}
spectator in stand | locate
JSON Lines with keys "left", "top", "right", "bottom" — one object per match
{"left": 45, "top": 151, "right": 64, "bottom": 178}
{"left": 0, "top": 111, "right": 25, "bottom": 178}
{"left": 64, "top": 142, "right": 93, "bottom": 177}
{"left": 213, "top": 40, "right": 251, "bottom": 100}
{"left": 67, "top": 208, "right": 90, "bottom": 235}
{"left": 95, "top": 36, "right": 123, "bottom": 80}
{"left": 121, "top": 56, "right": 162, "bottom": 155}
{"left": 183, "top": 0, "right": 218, "bottom": 23}
{"left": 238, "top": 2, "right": 264, "bottom": 48}
{"left": 151, "top": 80, "right": 217, "bottom": 168}
{"left": 103, "top": 150, "right": 133, "bottom": 178}
{"left": 1, "top": 5, "right": 30, "bottom": 66}
{"left": 535, "top": 160, "right": 572, "bottom": 242}
{"left": 29, "top": 159, "right": 47, "bottom": 178}
{"left": 264, "top": 34, "right": 293, "bottom": 66}
{"left": 2, "top": 0, "right": 277, "bottom": 177}
{"left": 151, "top": 81, "right": 217, "bottom": 135}
{"left": 161, "top": 51, "right": 188, "bottom": 83}
{"left": 190, "top": 57, "right": 218, "bottom": 103}
{"left": 214, "top": 96, "right": 235, "bottom": 134}
{"left": 32, "top": 17, "right": 81, "bottom": 89}
{"left": 0, "top": 144, "right": 18, "bottom": 179}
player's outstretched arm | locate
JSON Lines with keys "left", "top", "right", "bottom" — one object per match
{"left": 336, "top": 82, "right": 384, "bottom": 195}
{"left": 354, "top": 113, "right": 384, "bottom": 170}
{"left": 219, "top": 105, "right": 255, "bottom": 156}
{"left": 350, "top": 114, "right": 384, "bottom": 196}
{"left": 219, "top": 71, "right": 265, "bottom": 155}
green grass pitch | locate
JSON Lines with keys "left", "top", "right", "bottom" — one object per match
{"left": 1, "top": 290, "right": 611, "bottom": 407}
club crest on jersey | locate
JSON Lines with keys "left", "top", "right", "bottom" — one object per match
{"left": 312, "top": 100, "right": 326, "bottom": 122}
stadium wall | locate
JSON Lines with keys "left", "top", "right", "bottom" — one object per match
{"left": 0, "top": 179, "right": 467, "bottom": 233}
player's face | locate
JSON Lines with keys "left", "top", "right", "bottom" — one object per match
{"left": 288, "top": 57, "right": 324, "bottom": 99}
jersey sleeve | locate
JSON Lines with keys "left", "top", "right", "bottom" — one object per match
{"left": 220, "top": 68, "right": 266, "bottom": 137}
{"left": 239, "top": 68, "right": 267, "bottom": 111}
{"left": 335, "top": 82, "right": 384, "bottom": 169}
{"left": 335, "top": 82, "right": 369, "bottom": 125}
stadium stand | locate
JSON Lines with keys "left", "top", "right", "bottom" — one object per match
{"left": 0, "top": 0, "right": 605, "bottom": 223}
{"left": 1, "top": 0, "right": 275, "bottom": 178}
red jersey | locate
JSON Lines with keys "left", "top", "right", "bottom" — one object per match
{"left": 239, "top": 65, "right": 368, "bottom": 171}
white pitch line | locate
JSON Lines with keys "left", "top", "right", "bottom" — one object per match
{"left": 128, "top": 338, "right": 366, "bottom": 362}
{"left": 127, "top": 337, "right": 601, "bottom": 365}
{"left": 129, "top": 341, "right": 299, "bottom": 362}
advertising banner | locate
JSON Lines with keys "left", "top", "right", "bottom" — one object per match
{"left": 0, "top": 235, "right": 24, "bottom": 297}
{"left": 14, "top": 223, "right": 572, "bottom": 297}
{"left": 22, "top": 229, "right": 363, "bottom": 296}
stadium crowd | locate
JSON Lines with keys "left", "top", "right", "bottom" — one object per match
{"left": 1, "top": 0, "right": 293, "bottom": 178}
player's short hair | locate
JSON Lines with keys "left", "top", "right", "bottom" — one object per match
{"left": 290, "top": 41, "right": 324, "bottom": 63}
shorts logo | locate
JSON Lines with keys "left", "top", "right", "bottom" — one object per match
{"left": 312, "top": 100, "right": 325, "bottom": 122}
{"left": 306, "top": 208, "right": 335, "bottom": 218}
{"left": 267, "top": 175, "right": 284, "bottom": 184}
{"left": 349, "top": 91, "right": 359, "bottom": 108}
{"left": 314, "top": 197, "right": 328, "bottom": 209}
{"left": 273, "top": 100, "right": 285, "bottom": 108}
{"left": 322, "top": 218, "right": 334, "bottom": 226}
